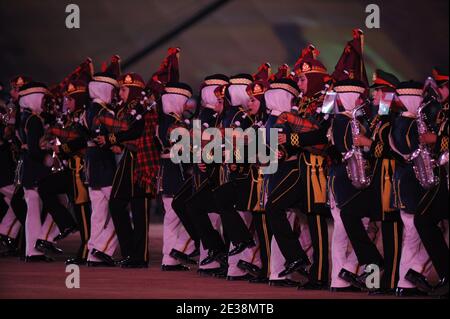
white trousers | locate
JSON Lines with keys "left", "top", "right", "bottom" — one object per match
{"left": 162, "top": 196, "right": 195, "bottom": 266}
{"left": 87, "top": 187, "right": 118, "bottom": 261}
{"left": 398, "top": 211, "right": 430, "bottom": 288}
{"left": 329, "top": 192, "right": 370, "bottom": 288}
{"left": 24, "top": 188, "right": 59, "bottom": 256}
{"left": 0, "top": 185, "right": 21, "bottom": 239}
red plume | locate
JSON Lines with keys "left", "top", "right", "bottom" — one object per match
{"left": 269, "top": 64, "right": 291, "bottom": 82}
{"left": 253, "top": 62, "right": 272, "bottom": 83}
{"left": 331, "top": 29, "right": 368, "bottom": 87}
{"left": 147, "top": 47, "right": 180, "bottom": 96}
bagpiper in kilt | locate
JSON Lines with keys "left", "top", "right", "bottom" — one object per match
{"left": 102, "top": 72, "right": 151, "bottom": 268}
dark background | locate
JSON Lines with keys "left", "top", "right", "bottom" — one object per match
{"left": 0, "top": 0, "right": 448, "bottom": 92}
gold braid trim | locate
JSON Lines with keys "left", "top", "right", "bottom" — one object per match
{"left": 441, "top": 136, "right": 449, "bottom": 153}
{"left": 374, "top": 142, "right": 384, "bottom": 158}
{"left": 290, "top": 133, "right": 300, "bottom": 147}
{"left": 61, "top": 143, "right": 71, "bottom": 154}
{"left": 108, "top": 133, "right": 117, "bottom": 145}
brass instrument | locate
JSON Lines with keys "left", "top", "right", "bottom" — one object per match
{"left": 409, "top": 97, "right": 439, "bottom": 189}
{"left": 343, "top": 101, "right": 372, "bottom": 189}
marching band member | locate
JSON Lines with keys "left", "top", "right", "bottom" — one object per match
{"left": 84, "top": 58, "right": 120, "bottom": 267}
{"left": 37, "top": 79, "right": 91, "bottom": 265}
{"left": 157, "top": 81, "right": 197, "bottom": 271}
{"left": 183, "top": 74, "right": 230, "bottom": 275}
{"left": 18, "top": 82, "right": 59, "bottom": 261}
{"left": 264, "top": 77, "right": 311, "bottom": 281}
{"left": 100, "top": 72, "right": 151, "bottom": 268}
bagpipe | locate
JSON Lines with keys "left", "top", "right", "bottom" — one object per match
{"left": 274, "top": 90, "right": 329, "bottom": 157}
{"left": 93, "top": 90, "right": 157, "bottom": 151}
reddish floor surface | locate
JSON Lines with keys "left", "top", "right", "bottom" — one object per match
{"left": 0, "top": 224, "right": 425, "bottom": 299}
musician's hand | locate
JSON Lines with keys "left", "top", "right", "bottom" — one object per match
{"left": 52, "top": 144, "right": 60, "bottom": 154}
{"left": 110, "top": 145, "right": 122, "bottom": 154}
{"left": 229, "top": 164, "right": 237, "bottom": 171}
{"left": 277, "top": 150, "right": 285, "bottom": 160}
{"left": 95, "top": 135, "right": 106, "bottom": 146}
{"left": 419, "top": 132, "right": 437, "bottom": 145}
{"left": 198, "top": 163, "right": 207, "bottom": 172}
{"left": 354, "top": 135, "right": 372, "bottom": 147}
{"left": 278, "top": 133, "right": 287, "bottom": 145}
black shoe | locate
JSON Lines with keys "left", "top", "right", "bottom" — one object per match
{"left": 161, "top": 264, "right": 190, "bottom": 271}
{"left": 395, "top": 287, "right": 429, "bottom": 297}
{"left": 197, "top": 267, "right": 224, "bottom": 277}
{"left": 226, "top": 274, "right": 254, "bottom": 281}
{"left": 188, "top": 247, "right": 200, "bottom": 258}
{"left": 87, "top": 261, "right": 115, "bottom": 267}
{"left": 405, "top": 269, "right": 434, "bottom": 293}
{"left": 91, "top": 248, "right": 115, "bottom": 266}
{"left": 330, "top": 286, "right": 362, "bottom": 293}
{"left": 121, "top": 260, "right": 148, "bottom": 269}
{"left": 338, "top": 268, "right": 366, "bottom": 290}
{"left": 0, "top": 234, "right": 16, "bottom": 249}
{"left": 269, "top": 279, "right": 299, "bottom": 288}
{"left": 200, "top": 249, "right": 226, "bottom": 266}
{"left": 237, "top": 260, "right": 262, "bottom": 278}
{"left": 430, "top": 277, "right": 449, "bottom": 297}
{"left": 278, "top": 258, "right": 310, "bottom": 278}
{"left": 25, "top": 255, "right": 54, "bottom": 262}
{"left": 213, "top": 267, "right": 228, "bottom": 279}
{"left": 368, "top": 288, "right": 396, "bottom": 296}
{"left": 35, "top": 239, "right": 63, "bottom": 255}
{"left": 298, "top": 280, "right": 329, "bottom": 291}
{"left": 53, "top": 225, "right": 78, "bottom": 242}
{"left": 65, "top": 257, "right": 87, "bottom": 265}
{"left": 249, "top": 276, "right": 269, "bottom": 284}
{"left": 115, "top": 256, "right": 132, "bottom": 266}
{"left": 228, "top": 240, "right": 256, "bottom": 256}
{"left": 169, "top": 249, "right": 197, "bottom": 265}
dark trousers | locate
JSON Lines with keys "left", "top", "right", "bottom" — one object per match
{"left": 340, "top": 194, "right": 384, "bottom": 267}
{"left": 213, "top": 181, "right": 253, "bottom": 245}
{"left": 38, "top": 170, "right": 90, "bottom": 259}
{"left": 307, "top": 213, "right": 329, "bottom": 283}
{"left": 381, "top": 219, "right": 403, "bottom": 289}
{"left": 265, "top": 161, "right": 309, "bottom": 264}
{"left": 38, "top": 170, "right": 77, "bottom": 231}
{"left": 253, "top": 212, "right": 272, "bottom": 278}
{"left": 414, "top": 181, "right": 449, "bottom": 280}
{"left": 109, "top": 192, "right": 151, "bottom": 263}
{"left": 171, "top": 177, "right": 200, "bottom": 244}
{"left": 185, "top": 183, "right": 225, "bottom": 251}
{"left": 11, "top": 186, "right": 27, "bottom": 225}
{"left": 10, "top": 186, "right": 27, "bottom": 256}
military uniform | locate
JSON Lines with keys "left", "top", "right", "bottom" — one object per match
{"left": 83, "top": 67, "right": 119, "bottom": 266}
{"left": 410, "top": 71, "right": 449, "bottom": 296}
{"left": 329, "top": 80, "right": 384, "bottom": 274}
{"left": 37, "top": 80, "right": 91, "bottom": 264}
{"left": 262, "top": 78, "right": 314, "bottom": 283}
{"left": 181, "top": 74, "right": 229, "bottom": 273}
{"left": 18, "top": 82, "right": 59, "bottom": 260}
{"left": 156, "top": 82, "right": 197, "bottom": 270}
